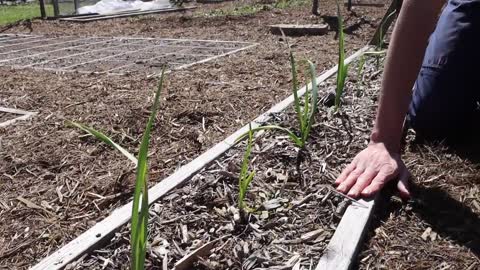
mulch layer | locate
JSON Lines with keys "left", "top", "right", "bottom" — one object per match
{"left": 67, "top": 44, "right": 384, "bottom": 270}
{"left": 0, "top": 1, "right": 388, "bottom": 269}
{"left": 357, "top": 139, "right": 480, "bottom": 269}
{"left": 2, "top": 0, "right": 478, "bottom": 269}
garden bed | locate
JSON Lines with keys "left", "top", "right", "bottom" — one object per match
{"left": 61, "top": 50, "right": 384, "bottom": 269}
{"left": 0, "top": 1, "right": 389, "bottom": 268}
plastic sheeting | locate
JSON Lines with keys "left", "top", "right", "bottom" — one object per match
{"left": 78, "top": 0, "right": 172, "bottom": 15}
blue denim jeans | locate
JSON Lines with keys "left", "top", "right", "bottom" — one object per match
{"left": 406, "top": 0, "right": 480, "bottom": 139}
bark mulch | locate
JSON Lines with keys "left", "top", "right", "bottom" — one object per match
{"left": 358, "top": 139, "right": 480, "bottom": 270}
{"left": 66, "top": 44, "right": 385, "bottom": 270}
{"left": 0, "top": 1, "right": 388, "bottom": 269}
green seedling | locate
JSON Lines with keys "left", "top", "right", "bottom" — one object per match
{"left": 238, "top": 124, "right": 255, "bottom": 211}
{"left": 334, "top": 0, "right": 348, "bottom": 111}
{"left": 355, "top": 55, "right": 366, "bottom": 96}
{"left": 69, "top": 68, "right": 166, "bottom": 270}
{"left": 377, "top": 10, "right": 397, "bottom": 50}
{"left": 130, "top": 70, "right": 165, "bottom": 270}
{"left": 237, "top": 52, "right": 318, "bottom": 151}
{"left": 67, "top": 122, "right": 138, "bottom": 165}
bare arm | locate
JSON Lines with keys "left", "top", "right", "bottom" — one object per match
{"left": 336, "top": 0, "right": 445, "bottom": 198}
{"left": 372, "top": 0, "right": 445, "bottom": 151}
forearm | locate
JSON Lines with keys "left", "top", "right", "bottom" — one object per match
{"left": 371, "top": 0, "right": 445, "bottom": 151}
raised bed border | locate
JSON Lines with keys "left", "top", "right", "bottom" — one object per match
{"left": 0, "top": 107, "right": 37, "bottom": 128}
{"left": 316, "top": 197, "right": 376, "bottom": 270}
{"left": 269, "top": 24, "right": 329, "bottom": 36}
{"left": 30, "top": 46, "right": 371, "bottom": 270}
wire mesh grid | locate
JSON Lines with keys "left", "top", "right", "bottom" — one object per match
{"left": 0, "top": 34, "right": 257, "bottom": 76}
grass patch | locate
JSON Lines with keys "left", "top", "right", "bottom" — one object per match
{"left": 0, "top": 1, "right": 75, "bottom": 26}
{"left": 0, "top": 3, "right": 52, "bottom": 26}
{"left": 198, "top": 0, "right": 308, "bottom": 18}
{"left": 200, "top": 3, "right": 266, "bottom": 17}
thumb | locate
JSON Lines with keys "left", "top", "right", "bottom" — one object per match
{"left": 397, "top": 166, "right": 411, "bottom": 200}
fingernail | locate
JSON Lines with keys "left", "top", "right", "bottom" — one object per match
{"left": 347, "top": 191, "right": 357, "bottom": 197}
{"left": 361, "top": 188, "right": 370, "bottom": 195}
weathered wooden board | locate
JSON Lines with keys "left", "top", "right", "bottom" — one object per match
{"left": 196, "top": 0, "right": 233, "bottom": 4}
{"left": 30, "top": 45, "right": 371, "bottom": 270}
{"left": 345, "top": 0, "right": 386, "bottom": 7}
{"left": 316, "top": 196, "right": 378, "bottom": 270}
{"left": 269, "top": 24, "right": 329, "bottom": 36}
{"left": 0, "top": 107, "right": 37, "bottom": 128}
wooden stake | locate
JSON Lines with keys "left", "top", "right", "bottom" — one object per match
{"left": 39, "top": 0, "right": 47, "bottom": 18}
{"left": 53, "top": 0, "right": 60, "bottom": 17}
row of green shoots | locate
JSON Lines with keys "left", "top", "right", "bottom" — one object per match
{"left": 65, "top": 4, "right": 385, "bottom": 269}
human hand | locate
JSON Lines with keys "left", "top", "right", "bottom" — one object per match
{"left": 335, "top": 142, "right": 411, "bottom": 199}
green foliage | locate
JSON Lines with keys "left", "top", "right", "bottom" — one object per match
{"left": 237, "top": 52, "right": 318, "bottom": 149}
{"left": 69, "top": 69, "right": 167, "bottom": 270}
{"left": 334, "top": 0, "right": 348, "bottom": 111}
{"left": 130, "top": 69, "right": 165, "bottom": 270}
{"left": 0, "top": 3, "right": 50, "bottom": 26}
{"left": 275, "top": 0, "right": 307, "bottom": 9}
{"left": 238, "top": 124, "right": 256, "bottom": 210}
{"left": 377, "top": 10, "right": 397, "bottom": 49}
{"left": 67, "top": 121, "right": 138, "bottom": 165}
{"left": 355, "top": 55, "right": 366, "bottom": 95}
{"left": 199, "top": 0, "right": 307, "bottom": 18}
{"left": 201, "top": 4, "right": 266, "bottom": 17}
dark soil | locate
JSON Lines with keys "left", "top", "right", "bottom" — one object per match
{"left": 0, "top": 1, "right": 388, "bottom": 269}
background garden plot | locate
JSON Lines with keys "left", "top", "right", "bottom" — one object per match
{"left": 0, "top": 34, "right": 255, "bottom": 75}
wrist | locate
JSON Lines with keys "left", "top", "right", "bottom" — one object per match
{"left": 370, "top": 129, "right": 401, "bottom": 153}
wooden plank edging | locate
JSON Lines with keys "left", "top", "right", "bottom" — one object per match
{"left": 30, "top": 45, "right": 371, "bottom": 270}
{"left": 0, "top": 107, "right": 37, "bottom": 128}
{"left": 316, "top": 197, "right": 377, "bottom": 270}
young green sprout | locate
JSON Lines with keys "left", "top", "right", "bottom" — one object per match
{"left": 130, "top": 70, "right": 165, "bottom": 270}
{"left": 334, "top": 0, "right": 348, "bottom": 111}
{"left": 236, "top": 53, "right": 318, "bottom": 179}
{"left": 355, "top": 54, "right": 366, "bottom": 96}
{"left": 68, "top": 68, "right": 167, "bottom": 270}
{"left": 377, "top": 10, "right": 397, "bottom": 50}
{"left": 238, "top": 123, "right": 255, "bottom": 211}
{"left": 237, "top": 52, "right": 318, "bottom": 151}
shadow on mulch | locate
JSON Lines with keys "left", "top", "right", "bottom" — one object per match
{"left": 408, "top": 185, "right": 480, "bottom": 257}
{"left": 352, "top": 138, "right": 480, "bottom": 269}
